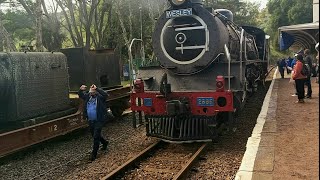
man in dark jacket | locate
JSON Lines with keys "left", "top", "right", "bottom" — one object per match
{"left": 277, "top": 58, "right": 286, "bottom": 78}
{"left": 79, "top": 84, "right": 109, "bottom": 161}
{"left": 304, "top": 49, "right": 313, "bottom": 98}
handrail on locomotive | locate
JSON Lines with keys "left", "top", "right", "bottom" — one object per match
{"left": 128, "top": 38, "right": 143, "bottom": 91}
{"left": 224, "top": 44, "right": 231, "bottom": 91}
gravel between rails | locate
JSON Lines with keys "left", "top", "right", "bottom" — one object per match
{"left": 123, "top": 143, "right": 204, "bottom": 179}
{"left": 0, "top": 115, "right": 157, "bottom": 180}
{"left": 187, "top": 81, "right": 271, "bottom": 179}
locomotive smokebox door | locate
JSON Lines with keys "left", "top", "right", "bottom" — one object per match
{"left": 153, "top": 3, "right": 229, "bottom": 75}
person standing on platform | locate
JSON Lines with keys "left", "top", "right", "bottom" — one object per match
{"left": 78, "top": 84, "right": 109, "bottom": 161}
{"left": 303, "top": 49, "right": 313, "bottom": 98}
{"left": 286, "top": 56, "right": 293, "bottom": 74}
{"left": 292, "top": 54, "right": 307, "bottom": 103}
{"left": 277, "top": 58, "right": 286, "bottom": 78}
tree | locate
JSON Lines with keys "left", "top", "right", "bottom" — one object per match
{"left": 0, "top": 0, "right": 65, "bottom": 51}
{"left": 0, "top": 11, "right": 17, "bottom": 51}
{"left": 203, "top": 0, "right": 260, "bottom": 26}
{"left": 266, "top": 0, "right": 313, "bottom": 47}
{"left": 35, "top": 0, "right": 43, "bottom": 51}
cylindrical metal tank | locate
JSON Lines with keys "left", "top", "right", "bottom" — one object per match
{"left": 61, "top": 48, "right": 121, "bottom": 92}
{"left": 0, "top": 52, "right": 70, "bottom": 122}
{"left": 153, "top": 4, "right": 229, "bottom": 75}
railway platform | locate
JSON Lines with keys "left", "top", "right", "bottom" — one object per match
{"left": 236, "top": 70, "right": 319, "bottom": 180}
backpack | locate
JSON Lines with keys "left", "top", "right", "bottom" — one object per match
{"left": 301, "top": 63, "right": 311, "bottom": 76}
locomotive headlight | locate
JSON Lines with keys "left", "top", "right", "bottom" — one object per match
{"left": 170, "top": 0, "right": 186, "bottom": 6}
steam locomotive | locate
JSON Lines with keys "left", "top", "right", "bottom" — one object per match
{"left": 131, "top": 0, "right": 269, "bottom": 142}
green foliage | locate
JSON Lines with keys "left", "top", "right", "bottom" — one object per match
{"left": 262, "top": 0, "right": 313, "bottom": 58}
{"left": 204, "top": 0, "right": 260, "bottom": 26}
{"left": 2, "top": 10, "right": 34, "bottom": 47}
{"left": 270, "top": 45, "right": 291, "bottom": 65}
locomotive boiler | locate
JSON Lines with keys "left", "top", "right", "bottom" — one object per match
{"left": 131, "top": 0, "right": 269, "bottom": 142}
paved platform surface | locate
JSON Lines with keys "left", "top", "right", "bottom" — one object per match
{"left": 236, "top": 71, "right": 319, "bottom": 180}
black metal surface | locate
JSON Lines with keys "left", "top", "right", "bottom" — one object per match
{"left": 152, "top": 3, "right": 268, "bottom": 75}
{"left": 214, "top": 9, "right": 234, "bottom": 21}
{"left": 61, "top": 48, "right": 121, "bottom": 91}
{"left": 145, "top": 115, "right": 217, "bottom": 141}
{"left": 138, "top": 63, "right": 246, "bottom": 91}
{"left": 0, "top": 52, "right": 70, "bottom": 123}
{"left": 153, "top": 4, "right": 229, "bottom": 75}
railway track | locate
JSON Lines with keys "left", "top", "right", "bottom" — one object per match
{"left": 102, "top": 141, "right": 208, "bottom": 180}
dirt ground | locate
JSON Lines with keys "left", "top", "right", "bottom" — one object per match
{"left": 273, "top": 76, "right": 319, "bottom": 179}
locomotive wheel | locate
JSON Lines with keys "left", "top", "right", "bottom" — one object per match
{"left": 110, "top": 106, "right": 125, "bottom": 117}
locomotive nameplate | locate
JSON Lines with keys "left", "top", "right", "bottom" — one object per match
{"left": 166, "top": 8, "right": 192, "bottom": 19}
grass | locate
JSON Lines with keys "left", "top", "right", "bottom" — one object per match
{"left": 121, "top": 80, "right": 131, "bottom": 86}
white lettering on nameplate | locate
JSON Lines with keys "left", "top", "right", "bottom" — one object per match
{"left": 166, "top": 8, "right": 192, "bottom": 19}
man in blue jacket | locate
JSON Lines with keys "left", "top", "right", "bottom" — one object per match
{"left": 79, "top": 84, "right": 109, "bottom": 161}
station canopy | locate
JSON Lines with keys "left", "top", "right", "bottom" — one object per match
{"left": 279, "top": 22, "right": 319, "bottom": 51}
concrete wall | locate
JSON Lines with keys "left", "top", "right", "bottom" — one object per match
{"left": 314, "top": 0, "right": 319, "bottom": 22}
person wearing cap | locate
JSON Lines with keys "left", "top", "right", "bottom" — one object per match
{"left": 304, "top": 49, "right": 313, "bottom": 98}
{"left": 78, "top": 84, "right": 109, "bottom": 161}
{"left": 292, "top": 54, "right": 307, "bottom": 103}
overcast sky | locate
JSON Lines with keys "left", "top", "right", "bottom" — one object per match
{"left": 245, "top": 0, "right": 268, "bottom": 10}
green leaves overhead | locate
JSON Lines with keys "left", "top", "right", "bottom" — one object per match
{"left": 203, "top": 0, "right": 260, "bottom": 26}
{"left": 267, "top": 0, "right": 312, "bottom": 30}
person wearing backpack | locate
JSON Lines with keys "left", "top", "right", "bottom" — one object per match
{"left": 292, "top": 54, "right": 307, "bottom": 103}
{"left": 304, "top": 49, "right": 313, "bottom": 98}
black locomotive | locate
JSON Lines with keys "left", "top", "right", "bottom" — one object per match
{"left": 131, "top": 0, "right": 269, "bottom": 142}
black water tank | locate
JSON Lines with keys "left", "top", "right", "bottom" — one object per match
{"left": 61, "top": 47, "right": 121, "bottom": 91}
{"left": 0, "top": 52, "right": 70, "bottom": 123}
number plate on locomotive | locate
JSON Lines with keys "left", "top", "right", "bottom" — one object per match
{"left": 166, "top": 8, "right": 192, "bottom": 19}
{"left": 197, "top": 97, "right": 214, "bottom": 107}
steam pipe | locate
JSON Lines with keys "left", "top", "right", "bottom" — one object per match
{"left": 128, "top": 38, "right": 143, "bottom": 92}
{"left": 240, "top": 29, "right": 245, "bottom": 84}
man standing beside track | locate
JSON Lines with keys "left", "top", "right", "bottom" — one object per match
{"left": 79, "top": 84, "right": 109, "bottom": 161}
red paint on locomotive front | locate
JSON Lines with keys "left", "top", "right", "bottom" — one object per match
{"left": 131, "top": 91, "right": 234, "bottom": 116}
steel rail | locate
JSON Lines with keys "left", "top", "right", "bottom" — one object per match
{"left": 172, "top": 143, "right": 208, "bottom": 180}
{"left": 101, "top": 140, "right": 163, "bottom": 180}
{"left": 102, "top": 142, "right": 207, "bottom": 180}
